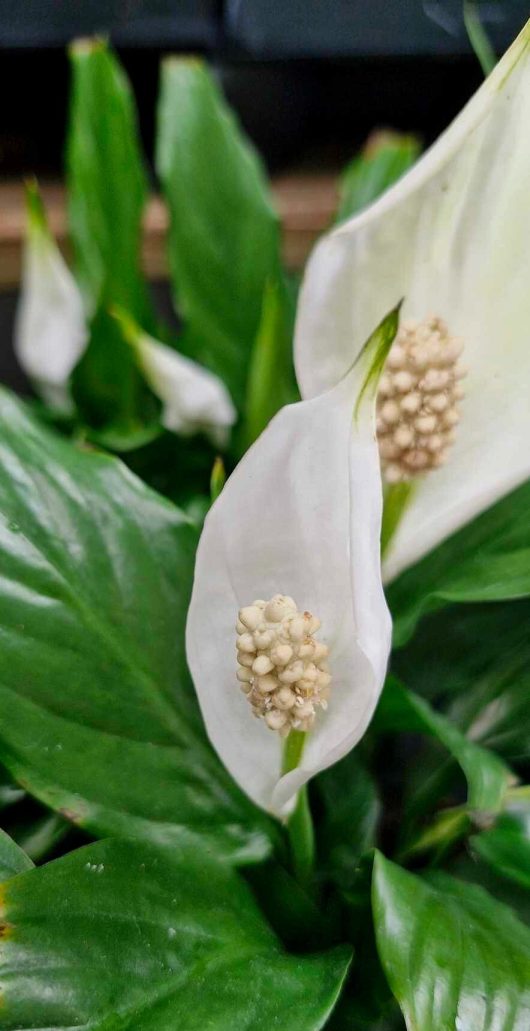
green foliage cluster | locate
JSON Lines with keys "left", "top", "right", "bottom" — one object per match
{"left": 1, "top": 38, "right": 529, "bottom": 1031}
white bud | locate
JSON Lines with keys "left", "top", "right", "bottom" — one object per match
{"left": 265, "top": 709, "right": 288, "bottom": 730}
{"left": 239, "top": 605, "right": 262, "bottom": 631}
{"left": 252, "top": 654, "right": 274, "bottom": 676}
{"left": 237, "top": 651, "right": 254, "bottom": 668}
{"left": 270, "top": 643, "right": 293, "bottom": 666}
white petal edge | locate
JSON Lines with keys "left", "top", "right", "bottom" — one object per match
{"left": 186, "top": 349, "right": 392, "bottom": 817}
{"left": 294, "top": 21, "right": 530, "bottom": 580}
{"left": 136, "top": 334, "right": 237, "bottom": 446}
{"left": 14, "top": 211, "right": 87, "bottom": 410}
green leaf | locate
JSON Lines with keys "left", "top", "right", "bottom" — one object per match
{"left": 0, "top": 838, "right": 352, "bottom": 1030}
{"left": 336, "top": 131, "right": 420, "bottom": 225}
{"left": 394, "top": 599, "right": 530, "bottom": 762}
{"left": 315, "top": 751, "right": 380, "bottom": 891}
{"left": 72, "top": 307, "right": 161, "bottom": 438}
{"left": 7, "top": 810, "right": 72, "bottom": 864}
{"left": 388, "top": 479, "right": 530, "bottom": 646}
{"left": 374, "top": 678, "right": 511, "bottom": 813}
{"left": 472, "top": 791, "right": 530, "bottom": 891}
{"left": 0, "top": 828, "right": 33, "bottom": 881}
{"left": 0, "top": 387, "right": 275, "bottom": 863}
{"left": 156, "top": 57, "right": 283, "bottom": 410}
{"left": 373, "top": 853, "right": 530, "bottom": 1030}
{"left": 67, "top": 39, "right": 159, "bottom": 436}
{"left": 67, "top": 37, "right": 154, "bottom": 324}
{"left": 464, "top": 0, "right": 497, "bottom": 76}
{"left": 240, "top": 277, "right": 298, "bottom": 450}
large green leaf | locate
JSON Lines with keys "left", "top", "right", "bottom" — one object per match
{"left": 387, "top": 480, "right": 530, "bottom": 646}
{"left": 315, "top": 751, "right": 380, "bottom": 891}
{"left": 0, "top": 388, "right": 275, "bottom": 862}
{"left": 393, "top": 600, "right": 530, "bottom": 764}
{"left": 336, "top": 131, "right": 420, "bottom": 224}
{"left": 156, "top": 57, "right": 283, "bottom": 410}
{"left": 240, "top": 276, "right": 298, "bottom": 450}
{"left": 373, "top": 853, "right": 530, "bottom": 1030}
{"left": 0, "top": 838, "right": 351, "bottom": 1030}
{"left": 0, "top": 828, "right": 32, "bottom": 881}
{"left": 374, "top": 678, "right": 511, "bottom": 813}
{"left": 67, "top": 37, "right": 154, "bottom": 324}
{"left": 67, "top": 38, "right": 159, "bottom": 434}
{"left": 472, "top": 791, "right": 530, "bottom": 891}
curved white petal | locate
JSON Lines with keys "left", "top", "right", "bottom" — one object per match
{"left": 136, "top": 334, "right": 236, "bottom": 446}
{"left": 186, "top": 333, "right": 392, "bottom": 816}
{"left": 295, "top": 22, "right": 530, "bottom": 580}
{"left": 14, "top": 195, "right": 87, "bottom": 410}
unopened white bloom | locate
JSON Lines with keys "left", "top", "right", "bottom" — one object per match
{"left": 130, "top": 330, "right": 237, "bottom": 447}
{"left": 295, "top": 21, "right": 530, "bottom": 581}
{"left": 15, "top": 186, "right": 87, "bottom": 410}
{"left": 186, "top": 314, "right": 394, "bottom": 817}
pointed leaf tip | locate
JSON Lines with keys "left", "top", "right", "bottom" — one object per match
{"left": 354, "top": 301, "right": 402, "bottom": 419}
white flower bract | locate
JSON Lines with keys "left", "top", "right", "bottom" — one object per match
{"left": 134, "top": 333, "right": 237, "bottom": 447}
{"left": 186, "top": 320, "right": 393, "bottom": 817}
{"left": 294, "top": 21, "right": 530, "bottom": 581}
{"left": 14, "top": 193, "right": 87, "bottom": 410}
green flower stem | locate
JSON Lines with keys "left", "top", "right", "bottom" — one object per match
{"left": 381, "top": 480, "right": 414, "bottom": 558}
{"left": 282, "top": 731, "right": 315, "bottom": 890}
{"left": 463, "top": 0, "right": 496, "bottom": 77}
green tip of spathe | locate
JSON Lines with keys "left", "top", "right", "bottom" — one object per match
{"left": 69, "top": 35, "right": 107, "bottom": 59}
{"left": 162, "top": 54, "right": 204, "bottom": 73}
{"left": 210, "top": 457, "right": 226, "bottom": 503}
{"left": 24, "top": 178, "right": 48, "bottom": 236}
{"left": 354, "top": 300, "right": 403, "bottom": 419}
{"left": 109, "top": 305, "right": 142, "bottom": 350}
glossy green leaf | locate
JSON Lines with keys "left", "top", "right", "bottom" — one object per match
{"left": 8, "top": 810, "right": 72, "bottom": 864}
{"left": 0, "top": 838, "right": 351, "bottom": 1030}
{"left": 336, "top": 131, "right": 420, "bottom": 224}
{"left": 0, "top": 388, "right": 275, "bottom": 863}
{"left": 67, "top": 39, "right": 159, "bottom": 436}
{"left": 394, "top": 599, "right": 530, "bottom": 762}
{"left": 0, "top": 767, "right": 25, "bottom": 811}
{"left": 374, "top": 678, "right": 511, "bottom": 812}
{"left": 315, "top": 751, "right": 380, "bottom": 891}
{"left": 388, "top": 480, "right": 530, "bottom": 646}
{"left": 373, "top": 853, "right": 530, "bottom": 1030}
{"left": 464, "top": 0, "right": 497, "bottom": 76}
{"left": 156, "top": 57, "right": 282, "bottom": 410}
{"left": 72, "top": 307, "right": 161, "bottom": 438}
{"left": 0, "top": 828, "right": 32, "bottom": 881}
{"left": 241, "top": 277, "right": 298, "bottom": 450}
{"left": 472, "top": 792, "right": 530, "bottom": 891}
{"left": 67, "top": 37, "right": 154, "bottom": 324}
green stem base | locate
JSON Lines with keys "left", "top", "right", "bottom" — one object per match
{"left": 282, "top": 731, "right": 315, "bottom": 890}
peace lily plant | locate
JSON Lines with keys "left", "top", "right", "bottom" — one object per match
{"left": 295, "top": 20, "right": 530, "bottom": 582}
{"left": 15, "top": 183, "right": 236, "bottom": 445}
{"left": 2, "top": 24, "right": 530, "bottom": 1031}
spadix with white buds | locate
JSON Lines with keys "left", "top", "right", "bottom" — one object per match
{"left": 295, "top": 20, "right": 530, "bottom": 581}
{"left": 186, "top": 311, "right": 396, "bottom": 817}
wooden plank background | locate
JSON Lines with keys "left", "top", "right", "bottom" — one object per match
{"left": 0, "top": 174, "right": 339, "bottom": 290}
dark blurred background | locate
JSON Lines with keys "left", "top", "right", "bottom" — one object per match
{"left": 1, "top": 0, "right": 528, "bottom": 391}
{"left": 1, "top": 0, "right": 528, "bottom": 175}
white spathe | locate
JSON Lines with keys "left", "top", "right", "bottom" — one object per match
{"left": 135, "top": 333, "right": 236, "bottom": 446}
{"left": 14, "top": 197, "right": 87, "bottom": 410}
{"left": 186, "top": 331, "right": 392, "bottom": 817}
{"left": 294, "top": 22, "right": 530, "bottom": 582}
